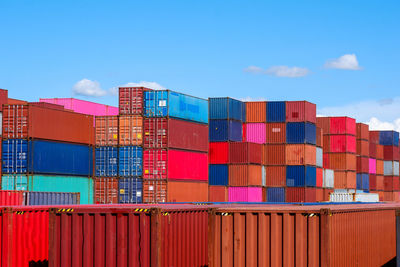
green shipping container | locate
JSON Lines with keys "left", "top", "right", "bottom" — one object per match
{"left": 1, "top": 175, "right": 94, "bottom": 204}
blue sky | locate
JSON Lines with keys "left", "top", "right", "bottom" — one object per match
{"left": 1, "top": 1, "right": 399, "bottom": 127}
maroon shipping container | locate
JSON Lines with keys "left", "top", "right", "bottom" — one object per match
{"left": 316, "top": 127, "right": 323, "bottom": 147}
{"left": 384, "top": 176, "right": 394, "bottom": 191}
{"left": 286, "top": 187, "right": 317, "bottom": 202}
{"left": 265, "top": 123, "right": 286, "bottom": 144}
{"left": 356, "top": 123, "right": 369, "bottom": 140}
{"left": 356, "top": 139, "right": 369, "bottom": 157}
{"left": 323, "top": 154, "right": 330, "bottom": 168}
{"left": 369, "top": 131, "right": 380, "bottom": 145}
{"left": 94, "top": 178, "right": 119, "bottom": 204}
{"left": 0, "top": 190, "right": 25, "bottom": 206}
{"left": 2, "top": 104, "right": 94, "bottom": 144}
{"left": 209, "top": 142, "right": 229, "bottom": 164}
{"left": 394, "top": 177, "right": 400, "bottom": 191}
{"left": 264, "top": 144, "right": 285, "bottom": 165}
{"left": 229, "top": 142, "right": 262, "bottom": 164}
{"left": 0, "top": 88, "right": 8, "bottom": 111}
{"left": 356, "top": 156, "right": 369, "bottom": 173}
{"left": 384, "top": 146, "right": 399, "bottom": 161}
{"left": 369, "top": 174, "right": 377, "bottom": 190}
{"left": 323, "top": 135, "right": 330, "bottom": 153}
{"left": 369, "top": 142, "right": 377, "bottom": 158}
{"left": 330, "top": 135, "right": 356, "bottom": 153}
{"left": 286, "top": 101, "right": 316, "bottom": 123}
{"left": 316, "top": 117, "right": 330, "bottom": 134}
{"left": 265, "top": 166, "right": 286, "bottom": 187}
{"left": 119, "top": 87, "right": 151, "bottom": 115}
{"left": 330, "top": 117, "right": 356, "bottom": 135}
{"left": 143, "top": 118, "right": 208, "bottom": 152}
{"left": 49, "top": 205, "right": 208, "bottom": 267}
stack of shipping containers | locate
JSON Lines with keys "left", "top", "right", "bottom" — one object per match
{"left": 356, "top": 123, "right": 370, "bottom": 193}
{"left": 143, "top": 90, "right": 209, "bottom": 202}
{"left": 1, "top": 103, "right": 95, "bottom": 204}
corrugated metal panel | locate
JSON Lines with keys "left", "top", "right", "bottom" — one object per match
{"left": 330, "top": 117, "right": 356, "bottom": 135}
{"left": 262, "top": 166, "right": 266, "bottom": 187}
{"left": 362, "top": 173, "right": 369, "bottom": 191}
{"left": 209, "top": 142, "right": 229, "bottom": 164}
{"left": 369, "top": 174, "right": 377, "bottom": 190}
{"left": 316, "top": 167, "right": 323, "bottom": 187}
{"left": 228, "top": 187, "right": 262, "bottom": 202}
{"left": 286, "top": 101, "right": 316, "bottom": 123}
{"left": 95, "top": 116, "right": 119, "bottom": 146}
{"left": 95, "top": 146, "right": 118, "bottom": 177}
{"left": 167, "top": 180, "right": 208, "bottom": 202}
{"left": 2, "top": 139, "right": 28, "bottom": 173}
{"left": 26, "top": 191, "right": 80, "bottom": 205}
{"left": 316, "top": 126, "right": 323, "bottom": 147}
{"left": 356, "top": 156, "right": 369, "bottom": 173}
{"left": 209, "top": 164, "right": 228, "bottom": 185}
{"left": 39, "top": 98, "right": 118, "bottom": 116}
{"left": 119, "top": 115, "right": 143, "bottom": 146}
{"left": 384, "top": 161, "right": 395, "bottom": 176}
{"left": 316, "top": 117, "right": 330, "bottom": 134}
{"left": 379, "top": 131, "right": 399, "bottom": 146}
{"left": 285, "top": 144, "right": 316, "bottom": 165}
{"left": 265, "top": 144, "right": 285, "bottom": 165}
{"left": 316, "top": 147, "right": 323, "bottom": 167}
{"left": 228, "top": 164, "right": 262, "bottom": 186}
{"left": 0, "top": 190, "right": 25, "bottom": 205}
{"left": 384, "top": 146, "right": 399, "bottom": 161}
{"left": 356, "top": 139, "right": 370, "bottom": 157}
{"left": 369, "top": 158, "right": 376, "bottom": 174}
{"left": 118, "top": 87, "right": 149, "bottom": 115}
{"left": 245, "top": 101, "right": 266, "bottom": 122}
{"left": 328, "top": 153, "right": 356, "bottom": 171}
{"left": 323, "top": 169, "right": 334, "bottom": 188}
{"left": 286, "top": 165, "right": 316, "bottom": 187}
{"left": 356, "top": 173, "right": 362, "bottom": 190}
{"left": 118, "top": 177, "right": 143, "bottom": 203}
{"left": 377, "top": 144, "right": 385, "bottom": 159}
{"left": 266, "top": 122, "right": 286, "bottom": 143}
{"left": 267, "top": 101, "right": 285, "bottom": 122}
{"left": 266, "top": 187, "right": 285, "bottom": 202}
{"left": 209, "top": 186, "right": 228, "bottom": 202}
{"left": 265, "top": 166, "right": 286, "bottom": 187}
{"left": 286, "top": 122, "right": 316, "bottom": 144}
{"left": 330, "top": 135, "right": 356, "bottom": 153}
{"left": 143, "top": 179, "right": 167, "bottom": 203}
{"left": 334, "top": 171, "right": 356, "bottom": 189}
{"left": 209, "top": 119, "right": 242, "bottom": 142}
{"left": 245, "top": 123, "right": 266, "bottom": 144}
{"left": 356, "top": 122, "right": 369, "bottom": 140}
{"left": 209, "top": 97, "right": 245, "bottom": 121}
{"left": 286, "top": 187, "right": 317, "bottom": 202}
{"left": 118, "top": 146, "right": 143, "bottom": 176}
{"left": 376, "top": 160, "right": 384, "bottom": 175}
{"left": 229, "top": 142, "right": 262, "bottom": 164}
{"left": 94, "top": 177, "right": 118, "bottom": 204}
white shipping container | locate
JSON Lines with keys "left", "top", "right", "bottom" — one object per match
{"left": 323, "top": 169, "right": 334, "bottom": 188}
{"left": 330, "top": 193, "right": 353, "bottom": 202}
{"left": 316, "top": 147, "right": 323, "bottom": 168}
{"left": 383, "top": 161, "right": 399, "bottom": 176}
{"left": 262, "top": 166, "right": 266, "bottom": 187}
{"left": 354, "top": 193, "right": 379, "bottom": 202}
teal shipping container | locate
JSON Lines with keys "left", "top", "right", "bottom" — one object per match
{"left": 144, "top": 90, "right": 208, "bottom": 124}
{"left": 1, "top": 175, "right": 94, "bottom": 204}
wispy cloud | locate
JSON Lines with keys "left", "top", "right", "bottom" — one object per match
{"left": 324, "top": 54, "right": 362, "bottom": 70}
{"left": 244, "top": 65, "right": 310, "bottom": 78}
{"left": 72, "top": 79, "right": 107, "bottom": 97}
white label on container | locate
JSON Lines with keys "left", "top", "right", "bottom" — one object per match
{"left": 149, "top": 186, "right": 154, "bottom": 191}
{"left": 272, "top": 128, "right": 281, "bottom": 133}
{"left": 158, "top": 100, "right": 166, "bottom": 107}
{"left": 136, "top": 191, "right": 142, "bottom": 197}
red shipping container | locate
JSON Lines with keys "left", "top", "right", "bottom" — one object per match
{"left": 323, "top": 135, "right": 330, "bottom": 153}
{"left": 167, "top": 180, "right": 208, "bottom": 202}
{"left": 285, "top": 144, "right": 316, "bottom": 165}
{"left": 119, "top": 87, "right": 151, "bottom": 115}
{"left": 7, "top": 98, "right": 27, "bottom": 105}
{"left": 356, "top": 140, "right": 369, "bottom": 157}
{"left": 316, "top": 127, "right": 323, "bottom": 147}
{"left": 143, "top": 179, "right": 167, "bottom": 203}
{"left": 29, "top": 102, "right": 65, "bottom": 111}
{"left": 376, "top": 160, "right": 384, "bottom": 175}
{"left": 393, "top": 177, "right": 400, "bottom": 191}
{"left": 376, "top": 145, "right": 384, "bottom": 159}
{"left": 0, "top": 88, "right": 8, "bottom": 111}
{"left": 330, "top": 117, "right": 356, "bottom": 135}
{"left": 384, "top": 192, "right": 393, "bottom": 201}
{"left": 286, "top": 101, "right": 316, "bottom": 123}
{"left": 315, "top": 188, "right": 323, "bottom": 202}
{"left": 316, "top": 117, "right": 330, "bottom": 134}
{"left": 209, "top": 186, "right": 228, "bottom": 202}
{"left": 356, "top": 156, "right": 369, "bottom": 173}
{"left": 143, "top": 149, "right": 208, "bottom": 181}
{"left": 384, "top": 146, "right": 399, "bottom": 161}
{"left": 323, "top": 154, "right": 330, "bottom": 168}
{"left": 369, "top": 131, "right": 380, "bottom": 145}
{"left": 329, "top": 153, "right": 356, "bottom": 171}
{"left": 376, "top": 175, "right": 385, "bottom": 190}
{"left": 94, "top": 178, "right": 119, "bottom": 204}
{"left": 323, "top": 188, "right": 333, "bottom": 201}
{"left": 334, "top": 171, "right": 356, "bottom": 189}
{"left": 384, "top": 176, "right": 394, "bottom": 191}
{"left": 95, "top": 116, "right": 119, "bottom": 146}
{"left": 286, "top": 187, "right": 317, "bottom": 202}
{"left": 229, "top": 142, "right": 262, "bottom": 164}
{"left": 265, "top": 166, "right": 286, "bottom": 187}
{"left": 119, "top": 115, "right": 143, "bottom": 146}
{"left": 2, "top": 104, "right": 94, "bottom": 144}
{"left": 0, "top": 190, "right": 25, "bottom": 205}
{"left": 228, "top": 164, "right": 262, "bottom": 186}
{"left": 143, "top": 118, "right": 208, "bottom": 152}
{"left": 246, "top": 101, "right": 266, "bottom": 122}
{"left": 264, "top": 144, "right": 285, "bottom": 165}
{"left": 330, "top": 135, "right": 356, "bottom": 153}
{"left": 265, "top": 123, "right": 286, "bottom": 144}
{"left": 356, "top": 123, "right": 369, "bottom": 140}
{"left": 316, "top": 167, "right": 323, "bottom": 187}
{"left": 209, "top": 142, "right": 229, "bottom": 164}
{"left": 369, "top": 143, "right": 377, "bottom": 158}
{"left": 369, "top": 174, "right": 377, "bottom": 190}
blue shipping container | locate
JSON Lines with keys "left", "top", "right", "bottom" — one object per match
{"left": 286, "top": 166, "right": 316, "bottom": 187}
{"left": 118, "top": 177, "right": 143, "bottom": 203}
{"left": 209, "top": 119, "right": 242, "bottom": 142}
{"left": 267, "top": 187, "right": 285, "bottom": 202}
{"left": 379, "top": 131, "right": 399, "bottom": 146}
{"left": 95, "top": 146, "right": 118, "bottom": 177}
{"left": 144, "top": 90, "right": 208, "bottom": 124}
{"left": 2, "top": 139, "right": 93, "bottom": 176}
{"left": 267, "top": 101, "right": 286, "bottom": 122}
{"left": 286, "top": 122, "right": 316, "bottom": 145}
{"left": 118, "top": 146, "right": 143, "bottom": 176}
{"left": 356, "top": 174, "right": 362, "bottom": 190}
{"left": 209, "top": 97, "right": 246, "bottom": 122}
{"left": 26, "top": 191, "right": 80, "bottom": 205}
{"left": 209, "top": 164, "right": 229, "bottom": 185}
{"left": 362, "top": 173, "right": 369, "bottom": 191}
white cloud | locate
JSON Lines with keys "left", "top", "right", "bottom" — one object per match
{"left": 244, "top": 65, "right": 310, "bottom": 78}
{"left": 109, "top": 81, "right": 166, "bottom": 95}
{"left": 72, "top": 79, "right": 107, "bottom": 97}
{"left": 240, "top": 96, "right": 268, "bottom": 102}
{"left": 324, "top": 54, "right": 362, "bottom": 70}
{"left": 367, "top": 117, "right": 400, "bottom": 132}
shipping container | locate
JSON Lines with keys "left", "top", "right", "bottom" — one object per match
{"left": 245, "top": 101, "right": 266, "bottom": 122}
{"left": 285, "top": 144, "right": 316, "bottom": 165}
{"left": 228, "top": 187, "right": 262, "bottom": 202}
{"left": 369, "top": 131, "right": 380, "bottom": 145}
{"left": 143, "top": 118, "right": 208, "bottom": 151}
{"left": 143, "top": 149, "right": 208, "bottom": 181}
{"left": 316, "top": 126, "right": 323, "bottom": 147}
{"left": 245, "top": 123, "right": 266, "bottom": 144}
{"left": 209, "top": 186, "right": 228, "bottom": 202}
{"left": 118, "top": 146, "right": 143, "bottom": 176}
{"left": 266, "top": 187, "right": 285, "bottom": 202}
{"left": 95, "top": 116, "right": 119, "bottom": 146}
{"left": 264, "top": 144, "right": 285, "bottom": 165}
{"left": 356, "top": 123, "right": 369, "bottom": 140}
{"left": 286, "top": 101, "right": 316, "bottom": 123}
{"left": 0, "top": 88, "right": 8, "bottom": 111}
{"left": 356, "top": 139, "right": 369, "bottom": 157}
{"left": 384, "top": 161, "right": 400, "bottom": 176}
{"left": 369, "top": 142, "right": 377, "bottom": 158}
{"left": 265, "top": 166, "right": 286, "bottom": 187}
{"left": 356, "top": 174, "right": 362, "bottom": 190}
{"left": 334, "top": 171, "right": 356, "bottom": 189}
{"left": 323, "top": 188, "right": 333, "bottom": 201}
{"left": 377, "top": 159, "right": 384, "bottom": 175}
{"left": 2, "top": 104, "right": 94, "bottom": 144}
{"left": 286, "top": 122, "right": 316, "bottom": 145}
{"left": 286, "top": 187, "right": 317, "bottom": 202}
{"left": 316, "top": 117, "right": 330, "bottom": 134}
{"left": 316, "top": 147, "right": 323, "bottom": 167}
{"left": 384, "top": 176, "right": 394, "bottom": 191}
{"left": 7, "top": 98, "right": 27, "bottom": 105}
{"left": 379, "top": 131, "right": 399, "bottom": 146}
{"left": 330, "top": 135, "right": 356, "bottom": 153}
{"left": 266, "top": 101, "right": 285, "bottom": 122}
{"left": 383, "top": 145, "right": 399, "bottom": 161}
{"left": 144, "top": 90, "right": 208, "bottom": 124}
{"left": 369, "top": 174, "right": 377, "bottom": 190}
{"left": 323, "top": 169, "right": 334, "bottom": 188}
{"left": 209, "top": 97, "right": 245, "bottom": 121}
{"left": 362, "top": 173, "right": 369, "bottom": 191}
{"left": 394, "top": 177, "right": 400, "bottom": 191}
{"left": 1, "top": 174, "right": 93, "bottom": 204}
{"left": 118, "top": 87, "right": 151, "bottom": 115}
{"left": 228, "top": 164, "right": 262, "bottom": 186}
{"left": 266, "top": 123, "right": 286, "bottom": 144}
{"left": 95, "top": 146, "right": 118, "bottom": 177}
{"left": 328, "top": 152, "right": 356, "bottom": 171}
{"left": 376, "top": 144, "right": 384, "bottom": 159}
{"left": 94, "top": 177, "right": 118, "bottom": 204}
{"left": 118, "top": 177, "right": 143, "bottom": 203}
{"left": 323, "top": 135, "right": 330, "bottom": 153}
{"left": 119, "top": 115, "right": 143, "bottom": 146}
{"left": 376, "top": 175, "right": 385, "bottom": 190}
{"left": 330, "top": 116, "right": 356, "bottom": 135}
{"left": 25, "top": 191, "right": 80, "bottom": 205}
{"left": 166, "top": 180, "right": 208, "bottom": 202}
{"left": 323, "top": 154, "right": 330, "bottom": 168}
{"left": 229, "top": 142, "right": 262, "bottom": 164}
{"left": 2, "top": 139, "right": 93, "bottom": 176}
{"left": 143, "top": 179, "right": 167, "bottom": 203}
{"left": 262, "top": 166, "right": 266, "bottom": 186}
{"left": 40, "top": 98, "right": 118, "bottom": 116}
{"left": 209, "top": 164, "right": 228, "bottom": 186}
{"left": 286, "top": 165, "right": 316, "bottom": 187}
{"left": 316, "top": 167, "right": 323, "bottom": 187}
{"left": 315, "top": 188, "right": 323, "bottom": 202}
{"left": 209, "top": 142, "right": 228, "bottom": 164}
{"left": 356, "top": 156, "right": 369, "bottom": 173}
{"left": 0, "top": 190, "right": 25, "bottom": 205}
{"left": 209, "top": 119, "right": 242, "bottom": 142}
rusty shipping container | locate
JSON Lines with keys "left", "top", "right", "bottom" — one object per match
{"left": 229, "top": 142, "right": 262, "bottom": 164}
{"left": 119, "top": 87, "right": 151, "bottom": 115}
{"left": 228, "top": 164, "right": 262, "bottom": 186}
{"left": 265, "top": 123, "right": 286, "bottom": 144}
{"left": 94, "top": 178, "right": 119, "bottom": 204}
{"left": 265, "top": 166, "right": 286, "bottom": 187}
{"left": 144, "top": 118, "right": 208, "bottom": 152}
{"left": 285, "top": 144, "right": 316, "bottom": 165}
{"left": 264, "top": 144, "right": 285, "bottom": 165}
{"left": 119, "top": 115, "right": 143, "bottom": 146}
{"left": 95, "top": 116, "right": 119, "bottom": 146}
{"left": 245, "top": 101, "right": 266, "bottom": 122}
{"left": 334, "top": 170, "right": 356, "bottom": 189}
{"left": 2, "top": 104, "right": 94, "bottom": 144}
{"left": 328, "top": 153, "right": 356, "bottom": 171}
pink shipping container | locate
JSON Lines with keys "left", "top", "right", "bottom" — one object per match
{"left": 286, "top": 101, "right": 316, "bottom": 123}
{"left": 369, "top": 158, "right": 377, "bottom": 174}
{"left": 40, "top": 98, "right": 118, "bottom": 116}
{"left": 143, "top": 149, "right": 208, "bottom": 181}
{"left": 330, "top": 135, "right": 356, "bottom": 153}
{"left": 228, "top": 187, "right": 262, "bottom": 202}
{"left": 245, "top": 123, "right": 266, "bottom": 144}
{"left": 330, "top": 117, "right": 356, "bottom": 135}
{"left": 0, "top": 190, "right": 25, "bottom": 205}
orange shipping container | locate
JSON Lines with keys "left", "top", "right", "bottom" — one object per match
{"left": 315, "top": 188, "right": 323, "bottom": 202}
{"left": 323, "top": 188, "right": 333, "bottom": 201}
{"left": 383, "top": 192, "right": 393, "bottom": 201}
{"left": 209, "top": 186, "right": 228, "bottom": 202}
{"left": 316, "top": 127, "right": 323, "bottom": 147}
{"left": 356, "top": 123, "right": 369, "bottom": 140}
{"left": 143, "top": 179, "right": 167, "bottom": 203}
{"left": 316, "top": 117, "right": 330, "bottom": 134}
{"left": 119, "top": 115, "right": 143, "bottom": 146}
{"left": 264, "top": 144, "right": 285, "bottom": 165}
{"left": 228, "top": 165, "right": 262, "bottom": 186}
{"left": 265, "top": 123, "right": 286, "bottom": 144}
{"left": 265, "top": 166, "right": 286, "bottom": 187}
{"left": 245, "top": 102, "right": 266, "bottom": 122}
{"left": 376, "top": 175, "right": 384, "bottom": 190}
{"left": 167, "top": 180, "right": 208, "bottom": 202}
{"left": 95, "top": 116, "right": 119, "bottom": 146}
{"left": 323, "top": 135, "right": 330, "bottom": 153}
{"left": 376, "top": 145, "right": 384, "bottom": 160}
{"left": 376, "top": 160, "right": 384, "bottom": 175}
{"left": 285, "top": 144, "right": 316, "bottom": 165}
{"left": 94, "top": 177, "right": 119, "bottom": 204}
{"left": 328, "top": 153, "right": 356, "bottom": 171}
{"left": 334, "top": 170, "right": 356, "bottom": 189}
{"left": 356, "top": 139, "right": 369, "bottom": 157}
